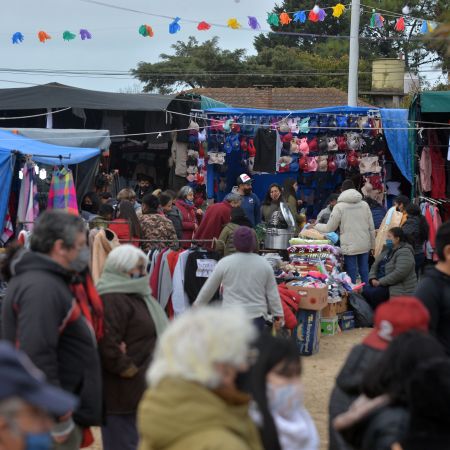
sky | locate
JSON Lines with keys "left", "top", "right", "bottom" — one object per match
{"left": 0, "top": 0, "right": 273, "bottom": 92}
{"left": 0, "top": 0, "right": 444, "bottom": 93}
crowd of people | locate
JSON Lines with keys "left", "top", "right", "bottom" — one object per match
{"left": 0, "top": 169, "right": 449, "bottom": 450}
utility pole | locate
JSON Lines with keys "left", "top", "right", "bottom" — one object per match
{"left": 347, "top": 0, "right": 360, "bottom": 106}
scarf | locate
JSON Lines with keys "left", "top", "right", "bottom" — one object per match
{"left": 70, "top": 273, "right": 104, "bottom": 340}
{"left": 96, "top": 269, "right": 169, "bottom": 337}
{"left": 184, "top": 199, "right": 194, "bottom": 206}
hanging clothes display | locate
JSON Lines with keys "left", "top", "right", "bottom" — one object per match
{"left": 421, "top": 202, "right": 443, "bottom": 261}
{"left": 428, "top": 131, "right": 446, "bottom": 199}
{"left": 47, "top": 167, "right": 79, "bottom": 215}
{"left": 17, "top": 161, "right": 39, "bottom": 230}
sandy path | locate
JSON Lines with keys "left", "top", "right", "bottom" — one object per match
{"left": 87, "top": 328, "right": 369, "bottom": 450}
{"left": 303, "top": 328, "right": 370, "bottom": 450}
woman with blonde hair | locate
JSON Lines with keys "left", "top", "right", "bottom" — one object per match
{"left": 138, "top": 307, "right": 263, "bottom": 450}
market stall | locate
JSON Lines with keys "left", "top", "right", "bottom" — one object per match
{"left": 0, "top": 129, "right": 101, "bottom": 242}
{"left": 203, "top": 105, "right": 411, "bottom": 219}
{"left": 409, "top": 91, "right": 450, "bottom": 233}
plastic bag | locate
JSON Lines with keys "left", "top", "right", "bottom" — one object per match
{"left": 348, "top": 292, "right": 374, "bottom": 327}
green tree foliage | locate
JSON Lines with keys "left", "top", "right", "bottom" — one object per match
{"left": 259, "top": 0, "right": 447, "bottom": 70}
{"left": 132, "top": 37, "right": 371, "bottom": 93}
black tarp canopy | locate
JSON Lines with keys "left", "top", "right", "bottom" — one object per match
{"left": 0, "top": 83, "right": 176, "bottom": 111}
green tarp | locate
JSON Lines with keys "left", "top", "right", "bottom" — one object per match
{"left": 420, "top": 91, "right": 450, "bottom": 113}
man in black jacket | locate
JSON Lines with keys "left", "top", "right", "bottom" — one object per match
{"left": 416, "top": 221, "right": 450, "bottom": 354}
{"left": 2, "top": 211, "right": 102, "bottom": 450}
{"left": 328, "top": 297, "right": 430, "bottom": 450}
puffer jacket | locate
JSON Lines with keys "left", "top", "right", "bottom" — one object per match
{"left": 2, "top": 251, "right": 103, "bottom": 427}
{"left": 315, "top": 189, "right": 375, "bottom": 255}
{"left": 138, "top": 378, "right": 263, "bottom": 450}
{"left": 329, "top": 344, "right": 383, "bottom": 450}
{"left": 370, "top": 243, "right": 417, "bottom": 297}
{"left": 402, "top": 215, "right": 425, "bottom": 255}
{"left": 216, "top": 223, "right": 258, "bottom": 257}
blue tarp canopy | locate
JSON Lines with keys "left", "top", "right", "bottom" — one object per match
{"left": 206, "top": 106, "right": 373, "bottom": 115}
{"left": 0, "top": 129, "right": 100, "bottom": 236}
{"left": 379, "top": 109, "right": 412, "bottom": 184}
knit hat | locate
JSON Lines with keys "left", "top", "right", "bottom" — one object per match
{"left": 363, "top": 297, "right": 430, "bottom": 350}
{"left": 233, "top": 226, "right": 256, "bottom": 253}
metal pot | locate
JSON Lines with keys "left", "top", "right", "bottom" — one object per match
{"left": 264, "top": 227, "right": 296, "bottom": 250}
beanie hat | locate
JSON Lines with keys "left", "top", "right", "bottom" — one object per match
{"left": 363, "top": 296, "right": 430, "bottom": 350}
{"left": 233, "top": 226, "right": 256, "bottom": 253}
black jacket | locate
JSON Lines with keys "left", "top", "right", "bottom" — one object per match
{"left": 402, "top": 215, "right": 425, "bottom": 255}
{"left": 1, "top": 251, "right": 102, "bottom": 426}
{"left": 166, "top": 206, "right": 183, "bottom": 240}
{"left": 416, "top": 266, "right": 450, "bottom": 355}
{"left": 329, "top": 344, "right": 383, "bottom": 450}
{"left": 99, "top": 293, "right": 156, "bottom": 414}
{"left": 340, "top": 403, "right": 409, "bottom": 450}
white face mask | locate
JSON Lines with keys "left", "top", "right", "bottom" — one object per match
{"left": 267, "top": 381, "right": 304, "bottom": 419}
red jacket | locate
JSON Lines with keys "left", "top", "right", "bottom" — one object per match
{"left": 194, "top": 201, "right": 232, "bottom": 245}
{"left": 278, "top": 284, "right": 300, "bottom": 330}
{"left": 108, "top": 220, "right": 139, "bottom": 247}
{"left": 175, "top": 200, "right": 198, "bottom": 244}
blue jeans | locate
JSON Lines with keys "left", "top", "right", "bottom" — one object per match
{"left": 344, "top": 253, "right": 369, "bottom": 285}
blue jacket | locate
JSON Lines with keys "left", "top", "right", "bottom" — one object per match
{"left": 239, "top": 193, "right": 261, "bottom": 227}
{"left": 371, "top": 205, "right": 386, "bottom": 230}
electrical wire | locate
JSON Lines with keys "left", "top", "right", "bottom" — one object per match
{"left": 0, "top": 107, "right": 71, "bottom": 120}
{"left": 73, "top": 0, "right": 449, "bottom": 42}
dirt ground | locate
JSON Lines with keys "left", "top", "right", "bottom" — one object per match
{"left": 303, "top": 328, "right": 370, "bottom": 450}
{"left": 87, "top": 328, "right": 369, "bottom": 450}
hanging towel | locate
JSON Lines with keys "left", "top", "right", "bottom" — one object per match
{"left": 47, "top": 167, "right": 78, "bottom": 214}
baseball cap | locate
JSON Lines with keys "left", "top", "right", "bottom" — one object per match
{"left": 237, "top": 174, "right": 252, "bottom": 185}
{"left": 363, "top": 297, "right": 430, "bottom": 350}
{"left": 0, "top": 342, "right": 78, "bottom": 416}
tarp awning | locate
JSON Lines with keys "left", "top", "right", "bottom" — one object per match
{"left": 380, "top": 109, "right": 412, "bottom": 184}
{"left": 420, "top": 91, "right": 450, "bottom": 113}
{"left": 0, "top": 129, "right": 100, "bottom": 165}
{"left": 0, "top": 83, "right": 176, "bottom": 112}
{"left": 206, "top": 106, "right": 375, "bottom": 115}
{"left": 1, "top": 128, "right": 111, "bottom": 150}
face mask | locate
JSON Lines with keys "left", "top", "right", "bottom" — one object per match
{"left": 130, "top": 272, "right": 145, "bottom": 279}
{"left": 69, "top": 246, "right": 90, "bottom": 273}
{"left": 25, "top": 432, "right": 52, "bottom": 450}
{"left": 82, "top": 204, "right": 93, "bottom": 213}
{"left": 386, "top": 239, "right": 394, "bottom": 250}
{"left": 267, "top": 381, "right": 304, "bottom": 419}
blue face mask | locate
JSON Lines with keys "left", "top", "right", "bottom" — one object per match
{"left": 385, "top": 239, "right": 394, "bottom": 250}
{"left": 25, "top": 432, "right": 52, "bottom": 450}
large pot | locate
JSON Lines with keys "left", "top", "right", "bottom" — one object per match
{"left": 264, "top": 228, "right": 296, "bottom": 250}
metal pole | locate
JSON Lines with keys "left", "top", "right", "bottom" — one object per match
{"left": 347, "top": 0, "right": 360, "bottom": 106}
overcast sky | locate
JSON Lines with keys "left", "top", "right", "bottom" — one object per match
{"left": 1, "top": 0, "right": 274, "bottom": 92}
{"left": 0, "top": 0, "right": 444, "bottom": 93}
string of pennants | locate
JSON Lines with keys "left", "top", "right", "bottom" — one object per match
{"left": 10, "top": 4, "right": 436, "bottom": 44}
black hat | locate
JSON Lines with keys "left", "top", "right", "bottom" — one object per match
{"left": 0, "top": 342, "right": 78, "bottom": 416}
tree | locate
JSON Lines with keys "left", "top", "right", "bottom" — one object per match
{"left": 132, "top": 38, "right": 371, "bottom": 93}
{"left": 132, "top": 36, "right": 248, "bottom": 94}
{"left": 259, "top": 0, "right": 447, "bottom": 70}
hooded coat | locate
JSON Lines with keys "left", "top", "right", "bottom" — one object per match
{"left": 370, "top": 243, "right": 417, "bottom": 297}
{"left": 315, "top": 189, "right": 375, "bottom": 256}
{"left": 2, "top": 251, "right": 103, "bottom": 427}
{"left": 137, "top": 378, "right": 263, "bottom": 450}
{"left": 194, "top": 201, "right": 233, "bottom": 245}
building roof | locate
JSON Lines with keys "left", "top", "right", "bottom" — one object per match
{"left": 186, "top": 87, "right": 371, "bottom": 110}
{"left": 0, "top": 83, "right": 176, "bottom": 112}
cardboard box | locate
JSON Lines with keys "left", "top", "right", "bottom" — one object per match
{"left": 322, "top": 295, "right": 349, "bottom": 317}
{"left": 286, "top": 282, "right": 328, "bottom": 311}
{"left": 321, "top": 316, "right": 339, "bottom": 336}
{"left": 336, "top": 296, "right": 349, "bottom": 314}
{"left": 292, "top": 309, "right": 321, "bottom": 356}
{"left": 338, "top": 311, "right": 355, "bottom": 331}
